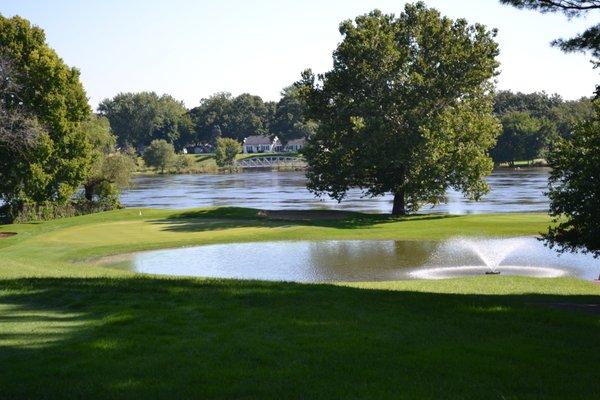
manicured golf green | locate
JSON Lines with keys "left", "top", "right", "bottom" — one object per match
{"left": 0, "top": 208, "right": 598, "bottom": 399}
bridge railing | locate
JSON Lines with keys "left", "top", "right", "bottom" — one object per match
{"left": 235, "top": 156, "right": 306, "bottom": 168}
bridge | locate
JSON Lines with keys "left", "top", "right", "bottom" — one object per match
{"left": 235, "top": 155, "right": 306, "bottom": 169}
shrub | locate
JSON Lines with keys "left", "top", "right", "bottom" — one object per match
{"left": 214, "top": 138, "right": 241, "bottom": 167}
{"left": 143, "top": 139, "right": 175, "bottom": 173}
{"left": 173, "top": 154, "right": 197, "bottom": 173}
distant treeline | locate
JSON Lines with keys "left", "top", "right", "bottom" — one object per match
{"left": 492, "top": 91, "right": 594, "bottom": 165}
{"left": 97, "top": 86, "right": 316, "bottom": 152}
{"left": 97, "top": 88, "right": 593, "bottom": 163}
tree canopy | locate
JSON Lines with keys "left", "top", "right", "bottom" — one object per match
{"left": 98, "top": 92, "right": 192, "bottom": 151}
{"left": 227, "top": 93, "right": 273, "bottom": 141}
{"left": 490, "top": 90, "right": 593, "bottom": 164}
{"left": 494, "top": 90, "right": 563, "bottom": 119}
{"left": 491, "top": 111, "right": 555, "bottom": 164}
{"left": 298, "top": 3, "right": 500, "bottom": 215}
{"left": 189, "top": 92, "right": 273, "bottom": 144}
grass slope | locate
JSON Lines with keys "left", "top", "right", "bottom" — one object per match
{"left": 0, "top": 208, "right": 598, "bottom": 399}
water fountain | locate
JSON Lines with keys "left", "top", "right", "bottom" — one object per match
{"left": 408, "top": 237, "right": 569, "bottom": 279}
{"left": 454, "top": 237, "right": 526, "bottom": 274}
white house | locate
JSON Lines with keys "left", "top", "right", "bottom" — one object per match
{"left": 189, "top": 143, "right": 214, "bottom": 154}
{"left": 242, "top": 136, "right": 307, "bottom": 153}
{"left": 284, "top": 138, "right": 306, "bottom": 153}
{"left": 243, "top": 136, "right": 282, "bottom": 153}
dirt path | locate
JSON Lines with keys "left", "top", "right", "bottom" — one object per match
{"left": 535, "top": 301, "right": 600, "bottom": 315}
{"left": 256, "top": 209, "right": 356, "bottom": 221}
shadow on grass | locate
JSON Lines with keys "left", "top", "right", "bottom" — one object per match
{"left": 0, "top": 277, "right": 598, "bottom": 399}
{"left": 151, "top": 207, "right": 459, "bottom": 233}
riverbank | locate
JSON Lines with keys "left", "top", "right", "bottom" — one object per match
{"left": 495, "top": 159, "right": 548, "bottom": 168}
{"left": 0, "top": 208, "right": 598, "bottom": 399}
{"left": 135, "top": 152, "right": 305, "bottom": 175}
{"left": 135, "top": 153, "right": 549, "bottom": 175}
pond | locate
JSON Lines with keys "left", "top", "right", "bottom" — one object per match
{"left": 111, "top": 237, "right": 599, "bottom": 282}
{"left": 120, "top": 168, "right": 550, "bottom": 214}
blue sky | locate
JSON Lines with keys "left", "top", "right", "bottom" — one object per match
{"left": 2, "top": 0, "right": 598, "bottom": 108}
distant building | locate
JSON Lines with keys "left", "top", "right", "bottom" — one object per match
{"left": 243, "top": 136, "right": 282, "bottom": 153}
{"left": 242, "top": 136, "right": 307, "bottom": 153}
{"left": 284, "top": 138, "right": 306, "bottom": 153}
{"left": 191, "top": 144, "right": 214, "bottom": 154}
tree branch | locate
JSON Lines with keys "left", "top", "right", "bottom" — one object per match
{"left": 500, "top": 0, "right": 600, "bottom": 16}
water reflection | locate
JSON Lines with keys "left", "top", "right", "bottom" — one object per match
{"left": 126, "top": 237, "right": 599, "bottom": 282}
{"left": 121, "top": 168, "right": 550, "bottom": 214}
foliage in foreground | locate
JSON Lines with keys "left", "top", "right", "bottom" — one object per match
{"left": 544, "top": 102, "right": 600, "bottom": 256}
{"left": 299, "top": 3, "right": 500, "bottom": 215}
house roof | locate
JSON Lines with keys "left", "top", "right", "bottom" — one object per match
{"left": 286, "top": 138, "right": 306, "bottom": 146}
{"left": 243, "top": 135, "right": 272, "bottom": 145}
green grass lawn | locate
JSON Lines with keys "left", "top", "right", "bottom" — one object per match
{"left": 0, "top": 208, "right": 598, "bottom": 399}
{"left": 496, "top": 159, "right": 548, "bottom": 168}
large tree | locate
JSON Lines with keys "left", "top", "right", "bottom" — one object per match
{"left": 0, "top": 15, "right": 92, "bottom": 204}
{"left": 0, "top": 55, "right": 52, "bottom": 210}
{"left": 0, "top": 54, "right": 42, "bottom": 154}
{"left": 543, "top": 101, "right": 600, "bottom": 256}
{"left": 298, "top": 3, "right": 500, "bottom": 215}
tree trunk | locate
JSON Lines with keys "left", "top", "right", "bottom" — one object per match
{"left": 392, "top": 190, "right": 406, "bottom": 216}
{"left": 84, "top": 184, "right": 94, "bottom": 201}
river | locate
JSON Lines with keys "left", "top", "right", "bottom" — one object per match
{"left": 120, "top": 168, "right": 550, "bottom": 214}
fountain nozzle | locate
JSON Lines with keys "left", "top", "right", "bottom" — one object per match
{"left": 485, "top": 271, "right": 501, "bottom": 275}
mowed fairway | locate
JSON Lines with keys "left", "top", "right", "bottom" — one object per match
{"left": 0, "top": 208, "right": 598, "bottom": 399}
